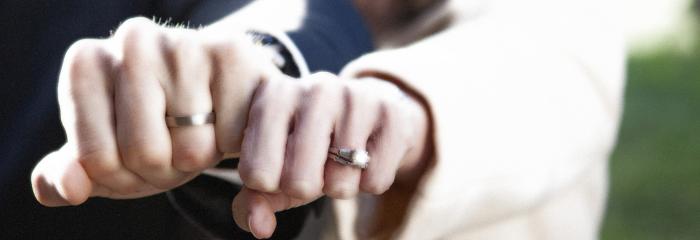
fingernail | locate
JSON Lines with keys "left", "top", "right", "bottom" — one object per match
{"left": 247, "top": 213, "right": 259, "bottom": 238}
{"left": 249, "top": 207, "right": 274, "bottom": 239}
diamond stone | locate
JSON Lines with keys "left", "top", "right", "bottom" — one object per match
{"left": 352, "top": 150, "right": 370, "bottom": 165}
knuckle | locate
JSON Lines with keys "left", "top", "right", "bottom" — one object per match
{"left": 306, "top": 78, "right": 337, "bottom": 98}
{"left": 63, "top": 39, "right": 110, "bottom": 89}
{"left": 121, "top": 144, "right": 169, "bottom": 172}
{"left": 239, "top": 168, "right": 278, "bottom": 192}
{"left": 250, "top": 90, "right": 288, "bottom": 121}
{"left": 77, "top": 150, "right": 148, "bottom": 195}
{"left": 207, "top": 37, "right": 241, "bottom": 58}
{"left": 300, "top": 81, "right": 340, "bottom": 115}
{"left": 116, "top": 17, "right": 156, "bottom": 38}
{"left": 344, "top": 81, "right": 356, "bottom": 98}
{"left": 281, "top": 179, "right": 321, "bottom": 200}
{"left": 75, "top": 149, "right": 121, "bottom": 177}
{"left": 178, "top": 38, "right": 201, "bottom": 55}
{"left": 65, "top": 39, "right": 106, "bottom": 65}
{"left": 324, "top": 184, "right": 357, "bottom": 199}
{"left": 171, "top": 34, "right": 202, "bottom": 58}
{"left": 172, "top": 146, "right": 215, "bottom": 172}
{"left": 310, "top": 71, "right": 336, "bottom": 81}
{"left": 116, "top": 18, "right": 161, "bottom": 60}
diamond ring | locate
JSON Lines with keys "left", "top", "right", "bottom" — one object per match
{"left": 328, "top": 147, "right": 369, "bottom": 169}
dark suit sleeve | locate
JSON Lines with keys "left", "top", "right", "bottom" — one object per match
{"left": 287, "top": 0, "right": 375, "bottom": 73}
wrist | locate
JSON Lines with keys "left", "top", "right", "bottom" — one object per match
{"left": 196, "top": 25, "right": 310, "bottom": 79}
{"left": 357, "top": 75, "right": 432, "bottom": 184}
{"left": 397, "top": 90, "right": 431, "bottom": 182}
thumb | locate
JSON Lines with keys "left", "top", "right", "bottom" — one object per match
{"left": 232, "top": 187, "right": 321, "bottom": 239}
{"left": 31, "top": 145, "right": 93, "bottom": 207}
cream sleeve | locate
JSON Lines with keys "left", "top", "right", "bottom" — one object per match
{"left": 337, "top": 0, "right": 625, "bottom": 238}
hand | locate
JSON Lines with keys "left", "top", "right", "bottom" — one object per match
{"left": 232, "top": 72, "right": 430, "bottom": 238}
{"left": 31, "top": 17, "right": 279, "bottom": 206}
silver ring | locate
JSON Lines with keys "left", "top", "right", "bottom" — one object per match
{"left": 165, "top": 112, "right": 215, "bottom": 127}
{"left": 328, "top": 147, "right": 369, "bottom": 169}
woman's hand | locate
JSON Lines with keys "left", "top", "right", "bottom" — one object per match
{"left": 233, "top": 72, "right": 430, "bottom": 238}
{"left": 31, "top": 17, "right": 279, "bottom": 206}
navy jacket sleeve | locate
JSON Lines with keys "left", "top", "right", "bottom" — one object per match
{"left": 287, "top": 0, "right": 375, "bottom": 73}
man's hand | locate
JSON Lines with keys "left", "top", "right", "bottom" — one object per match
{"left": 31, "top": 17, "right": 279, "bottom": 206}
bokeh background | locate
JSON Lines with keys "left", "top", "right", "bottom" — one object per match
{"left": 602, "top": 0, "right": 700, "bottom": 239}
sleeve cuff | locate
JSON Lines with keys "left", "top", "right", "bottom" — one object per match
{"left": 286, "top": 0, "right": 374, "bottom": 73}
{"left": 246, "top": 28, "right": 312, "bottom": 77}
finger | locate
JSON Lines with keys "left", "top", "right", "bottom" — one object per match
{"left": 232, "top": 187, "right": 319, "bottom": 239}
{"left": 323, "top": 80, "right": 378, "bottom": 199}
{"left": 360, "top": 101, "right": 409, "bottom": 195}
{"left": 114, "top": 17, "right": 187, "bottom": 188}
{"left": 57, "top": 38, "right": 150, "bottom": 196}
{"left": 280, "top": 72, "right": 341, "bottom": 199}
{"left": 31, "top": 147, "right": 92, "bottom": 206}
{"left": 162, "top": 30, "right": 220, "bottom": 173}
{"left": 232, "top": 187, "right": 276, "bottom": 239}
{"left": 239, "top": 76, "right": 297, "bottom": 192}
{"left": 207, "top": 33, "right": 273, "bottom": 154}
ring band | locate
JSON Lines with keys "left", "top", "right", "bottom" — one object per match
{"left": 165, "top": 112, "right": 215, "bottom": 127}
{"left": 328, "top": 147, "right": 370, "bottom": 169}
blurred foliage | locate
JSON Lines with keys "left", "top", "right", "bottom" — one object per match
{"left": 601, "top": 19, "right": 700, "bottom": 239}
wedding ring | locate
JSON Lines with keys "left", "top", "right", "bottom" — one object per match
{"left": 328, "top": 147, "right": 370, "bottom": 169}
{"left": 165, "top": 112, "right": 215, "bottom": 127}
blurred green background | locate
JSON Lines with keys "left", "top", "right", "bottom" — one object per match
{"left": 601, "top": 2, "right": 700, "bottom": 239}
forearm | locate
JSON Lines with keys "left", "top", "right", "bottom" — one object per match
{"left": 338, "top": 1, "right": 624, "bottom": 237}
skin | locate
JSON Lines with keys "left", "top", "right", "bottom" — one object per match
{"left": 31, "top": 4, "right": 431, "bottom": 239}
{"left": 234, "top": 72, "right": 429, "bottom": 238}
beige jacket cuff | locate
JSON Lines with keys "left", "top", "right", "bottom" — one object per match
{"left": 335, "top": 2, "right": 625, "bottom": 238}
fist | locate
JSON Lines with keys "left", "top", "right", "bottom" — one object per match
{"left": 31, "top": 17, "right": 279, "bottom": 206}
{"left": 233, "top": 72, "right": 430, "bottom": 238}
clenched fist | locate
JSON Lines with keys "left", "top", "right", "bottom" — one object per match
{"left": 31, "top": 17, "right": 280, "bottom": 206}
{"left": 232, "top": 73, "right": 430, "bottom": 238}
{"left": 31, "top": 16, "right": 431, "bottom": 239}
